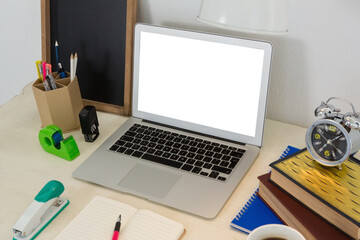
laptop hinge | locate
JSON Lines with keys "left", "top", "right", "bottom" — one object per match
{"left": 142, "top": 119, "right": 246, "bottom": 146}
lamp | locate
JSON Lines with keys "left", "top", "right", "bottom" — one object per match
{"left": 197, "top": 0, "right": 289, "bottom": 34}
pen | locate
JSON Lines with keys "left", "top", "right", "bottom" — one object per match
{"left": 112, "top": 214, "right": 121, "bottom": 240}
{"left": 55, "top": 41, "right": 59, "bottom": 72}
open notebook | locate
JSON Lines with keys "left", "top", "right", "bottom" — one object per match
{"left": 55, "top": 196, "right": 185, "bottom": 240}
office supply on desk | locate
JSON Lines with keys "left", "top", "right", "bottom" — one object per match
{"left": 42, "top": 62, "right": 47, "bottom": 81}
{"left": 44, "top": 0, "right": 137, "bottom": 115}
{"left": 45, "top": 74, "right": 57, "bottom": 90}
{"left": 79, "top": 105, "right": 99, "bottom": 142}
{"left": 70, "top": 53, "right": 74, "bottom": 81}
{"left": 45, "top": 63, "right": 52, "bottom": 75}
{"left": 55, "top": 196, "right": 185, "bottom": 240}
{"left": 57, "top": 63, "right": 66, "bottom": 78}
{"left": 279, "top": 145, "right": 300, "bottom": 159}
{"left": 74, "top": 52, "right": 78, "bottom": 79}
{"left": 73, "top": 23, "right": 272, "bottom": 218}
{"left": 32, "top": 71, "right": 83, "bottom": 132}
{"left": 55, "top": 41, "right": 59, "bottom": 72}
{"left": 270, "top": 148, "right": 360, "bottom": 239}
{"left": 112, "top": 214, "right": 121, "bottom": 240}
{"left": 258, "top": 173, "right": 352, "bottom": 240}
{"left": 230, "top": 188, "right": 283, "bottom": 234}
{"left": 230, "top": 145, "right": 298, "bottom": 234}
{"left": 69, "top": 52, "right": 78, "bottom": 82}
{"left": 39, "top": 125, "right": 80, "bottom": 160}
{"left": 35, "top": 60, "right": 43, "bottom": 82}
{"left": 43, "top": 78, "right": 51, "bottom": 91}
{"left": 12, "top": 180, "right": 69, "bottom": 240}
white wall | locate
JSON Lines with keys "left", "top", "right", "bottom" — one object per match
{"left": 1, "top": 0, "right": 360, "bottom": 129}
{"left": 138, "top": 0, "right": 360, "bottom": 128}
{"left": 0, "top": 0, "right": 41, "bottom": 105}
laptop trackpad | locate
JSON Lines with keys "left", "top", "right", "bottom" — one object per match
{"left": 118, "top": 164, "right": 181, "bottom": 199}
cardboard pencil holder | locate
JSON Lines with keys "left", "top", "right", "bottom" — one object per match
{"left": 32, "top": 72, "right": 83, "bottom": 132}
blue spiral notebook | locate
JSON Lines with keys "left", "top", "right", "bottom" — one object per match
{"left": 230, "top": 145, "right": 300, "bottom": 234}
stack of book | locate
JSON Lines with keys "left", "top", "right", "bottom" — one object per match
{"left": 258, "top": 146, "right": 359, "bottom": 240}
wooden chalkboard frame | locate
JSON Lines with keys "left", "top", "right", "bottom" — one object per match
{"left": 40, "top": 0, "right": 137, "bottom": 116}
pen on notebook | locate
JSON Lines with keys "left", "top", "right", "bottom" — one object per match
{"left": 112, "top": 214, "right": 121, "bottom": 240}
{"left": 70, "top": 53, "right": 74, "bottom": 81}
{"left": 55, "top": 41, "right": 59, "bottom": 72}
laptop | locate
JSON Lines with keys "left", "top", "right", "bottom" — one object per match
{"left": 73, "top": 23, "right": 272, "bottom": 218}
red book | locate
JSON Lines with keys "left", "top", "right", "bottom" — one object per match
{"left": 258, "top": 173, "right": 352, "bottom": 240}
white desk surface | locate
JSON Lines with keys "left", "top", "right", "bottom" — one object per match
{"left": 0, "top": 83, "right": 308, "bottom": 240}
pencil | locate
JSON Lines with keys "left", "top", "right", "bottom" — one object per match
{"left": 74, "top": 52, "right": 78, "bottom": 80}
{"left": 70, "top": 53, "right": 74, "bottom": 81}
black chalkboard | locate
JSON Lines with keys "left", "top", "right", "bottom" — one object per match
{"left": 41, "top": 0, "right": 137, "bottom": 115}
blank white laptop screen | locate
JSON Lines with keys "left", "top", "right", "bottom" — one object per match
{"left": 133, "top": 25, "right": 272, "bottom": 146}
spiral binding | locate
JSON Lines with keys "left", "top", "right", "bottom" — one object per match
{"left": 233, "top": 146, "right": 299, "bottom": 222}
{"left": 280, "top": 146, "right": 297, "bottom": 159}
{"left": 234, "top": 188, "right": 259, "bottom": 220}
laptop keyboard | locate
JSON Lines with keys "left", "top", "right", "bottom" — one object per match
{"left": 108, "top": 123, "right": 245, "bottom": 182}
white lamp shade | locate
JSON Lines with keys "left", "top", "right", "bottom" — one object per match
{"left": 197, "top": 0, "right": 289, "bottom": 34}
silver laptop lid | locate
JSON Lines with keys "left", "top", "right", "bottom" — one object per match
{"left": 132, "top": 24, "right": 272, "bottom": 147}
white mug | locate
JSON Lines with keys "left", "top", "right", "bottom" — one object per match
{"left": 247, "top": 224, "right": 305, "bottom": 240}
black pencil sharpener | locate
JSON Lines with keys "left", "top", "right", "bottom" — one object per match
{"left": 79, "top": 105, "right": 99, "bottom": 142}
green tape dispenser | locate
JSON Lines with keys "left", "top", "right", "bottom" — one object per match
{"left": 39, "top": 125, "right": 80, "bottom": 161}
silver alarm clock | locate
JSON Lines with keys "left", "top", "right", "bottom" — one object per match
{"left": 305, "top": 97, "right": 360, "bottom": 169}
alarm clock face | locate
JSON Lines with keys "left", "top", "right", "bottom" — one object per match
{"left": 306, "top": 119, "right": 351, "bottom": 166}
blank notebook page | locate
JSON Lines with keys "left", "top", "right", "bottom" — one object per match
{"left": 55, "top": 196, "right": 184, "bottom": 240}
{"left": 55, "top": 196, "right": 138, "bottom": 240}
{"left": 120, "top": 209, "right": 184, "bottom": 240}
